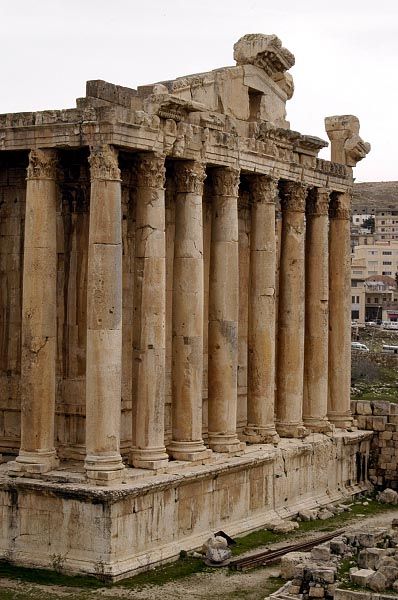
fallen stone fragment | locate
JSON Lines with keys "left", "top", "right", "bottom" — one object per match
{"left": 350, "top": 568, "right": 375, "bottom": 586}
{"left": 368, "top": 570, "right": 388, "bottom": 592}
{"left": 377, "top": 488, "right": 398, "bottom": 504}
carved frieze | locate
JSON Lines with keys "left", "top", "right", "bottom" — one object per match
{"left": 88, "top": 145, "right": 120, "bottom": 181}
{"left": 315, "top": 158, "right": 348, "bottom": 178}
{"left": 329, "top": 191, "right": 351, "bottom": 220}
{"left": 174, "top": 161, "right": 206, "bottom": 195}
{"left": 134, "top": 154, "right": 166, "bottom": 189}
{"left": 211, "top": 167, "right": 240, "bottom": 197}
{"left": 27, "top": 148, "right": 58, "bottom": 180}
{"left": 306, "top": 188, "right": 330, "bottom": 217}
{"left": 279, "top": 181, "right": 307, "bottom": 213}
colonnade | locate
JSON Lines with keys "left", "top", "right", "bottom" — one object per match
{"left": 12, "top": 145, "right": 353, "bottom": 480}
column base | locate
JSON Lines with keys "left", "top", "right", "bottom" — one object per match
{"left": 167, "top": 440, "right": 212, "bottom": 462}
{"left": 303, "top": 417, "right": 334, "bottom": 434}
{"left": 9, "top": 450, "right": 59, "bottom": 475}
{"left": 208, "top": 433, "right": 245, "bottom": 455}
{"left": 276, "top": 422, "right": 309, "bottom": 439}
{"left": 129, "top": 446, "right": 169, "bottom": 470}
{"left": 84, "top": 453, "right": 125, "bottom": 484}
{"left": 327, "top": 412, "right": 353, "bottom": 429}
{"left": 242, "top": 426, "right": 280, "bottom": 445}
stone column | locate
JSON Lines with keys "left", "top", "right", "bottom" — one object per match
{"left": 84, "top": 145, "right": 124, "bottom": 482}
{"left": 208, "top": 167, "right": 244, "bottom": 454}
{"left": 303, "top": 188, "right": 333, "bottom": 433}
{"left": 328, "top": 191, "right": 353, "bottom": 428}
{"left": 167, "top": 161, "right": 211, "bottom": 461}
{"left": 130, "top": 153, "right": 169, "bottom": 469}
{"left": 276, "top": 181, "right": 308, "bottom": 438}
{"left": 13, "top": 149, "right": 59, "bottom": 473}
{"left": 243, "top": 175, "right": 279, "bottom": 444}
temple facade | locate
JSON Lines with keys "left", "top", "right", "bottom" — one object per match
{"left": 0, "top": 34, "right": 371, "bottom": 579}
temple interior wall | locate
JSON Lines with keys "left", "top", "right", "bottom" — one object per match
{"left": 0, "top": 151, "right": 275, "bottom": 458}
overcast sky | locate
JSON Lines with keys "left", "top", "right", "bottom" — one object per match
{"left": 1, "top": 0, "right": 396, "bottom": 182}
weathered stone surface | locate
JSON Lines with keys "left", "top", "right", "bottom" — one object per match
{"left": 378, "top": 489, "right": 398, "bottom": 504}
{"left": 368, "top": 570, "right": 388, "bottom": 592}
{"left": 350, "top": 569, "right": 375, "bottom": 586}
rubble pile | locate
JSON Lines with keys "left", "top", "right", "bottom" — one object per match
{"left": 277, "top": 521, "right": 398, "bottom": 599}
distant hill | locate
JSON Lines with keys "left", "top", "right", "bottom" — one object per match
{"left": 352, "top": 182, "right": 398, "bottom": 213}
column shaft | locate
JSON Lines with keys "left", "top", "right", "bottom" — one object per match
{"left": 243, "top": 175, "right": 279, "bottom": 444}
{"left": 14, "top": 149, "right": 59, "bottom": 473}
{"left": 328, "top": 191, "right": 353, "bottom": 428}
{"left": 168, "top": 161, "right": 211, "bottom": 461}
{"left": 85, "top": 145, "right": 124, "bottom": 482}
{"left": 303, "top": 188, "right": 333, "bottom": 432}
{"left": 130, "top": 154, "right": 169, "bottom": 469}
{"left": 276, "top": 181, "right": 308, "bottom": 438}
{"left": 208, "top": 167, "right": 244, "bottom": 454}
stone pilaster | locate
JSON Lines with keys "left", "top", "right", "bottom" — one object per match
{"left": 13, "top": 149, "right": 59, "bottom": 474}
{"left": 130, "top": 153, "right": 169, "bottom": 469}
{"left": 276, "top": 181, "right": 308, "bottom": 438}
{"left": 303, "top": 188, "right": 333, "bottom": 433}
{"left": 167, "top": 161, "right": 211, "bottom": 461}
{"left": 85, "top": 145, "right": 125, "bottom": 483}
{"left": 328, "top": 191, "right": 353, "bottom": 428}
{"left": 243, "top": 175, "right": 279, "bottom": 444}
{"left": 208, "top": 167, "right": 245, "bottom": 454}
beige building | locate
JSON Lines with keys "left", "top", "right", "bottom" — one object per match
{"left": 375, "top": 210, "right": 398, "bottom": 240}
{"left": 0, "top": 34, "right": 371, "bottom": 579}
{"left": 352, "top": 241, "right": 398, "bottom": 278}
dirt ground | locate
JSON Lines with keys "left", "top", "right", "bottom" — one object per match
{"left": 2, "top": 509, "right": 398, "bottom": 600}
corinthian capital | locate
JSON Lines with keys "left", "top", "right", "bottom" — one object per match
{"left": 134, "top": 153, "right": 166, "bottom": 189}
{"left": 329, "top": 191, "right": 351, "bottom": 220}
{"left": 306, "top": 188, "right": 330, "bottom": 217}
{"left": 27, "top": 149, "right": 58, "bottom": 180}
{"left": 174, "top": 161, "right": 206, "bottom": 195}
{"left": 279, "top": 181, "right": 307, "bottom": 213}
{"left": 248, "top": 174, "right": 278, "bottom": 204}
{"left": 89, "top": 145, "right": 121, "bottom": 181}
{"left": 211, "top": 167, "right": 240, "bottom": 197}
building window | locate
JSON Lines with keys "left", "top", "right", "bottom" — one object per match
{"left": 352, "top": 296, "right": 355, "bottom": 303}
{"left": 382, "top": 271, "right": 392, "bottom": 275}
{"left": 374, "top": 298, "right": 379, "bottom": 303}
{"left": 356, "top": 296, "right": 360, "bottom": 303}
{"left": 383, "top": 251, "right": 392, "bottom": 255}
{"left": 383, "top": 261, "right": 392, "bottom": 265}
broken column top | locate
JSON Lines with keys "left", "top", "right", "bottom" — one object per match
{"left": 233, "top": 33, "right": 295, "bottom": 75}
{"left": 325, "top": 115, "right": 371, "bottom": 167}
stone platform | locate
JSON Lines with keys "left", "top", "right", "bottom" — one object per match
{"left": 0, "top": 430, "right": 371, "bottom": 581}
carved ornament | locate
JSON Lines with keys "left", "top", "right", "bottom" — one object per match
{"left": 306, "top": 188, "right": 330, "bottom": 217}
{"left": 248, "top": 175, "right": 278, "bottom": 204}
{"left": 27, "top": 149, "right": 58, "bottom": 180}
{"left": 134, "top": 154, "right": 166, "bottom": 189}
{"left": 211, "top": 167, "right": 240, "bottom": 197}
{"left": 174, "top": 161, "right": 206, "bottom": 195}
{"left": 279, "top": 181, "right": 307, "bottom": 213}
{"left": 88, "top": 145, "right": 120, "bottom": 181}
{"left": 329, "top": 192, "right": 351, "bottom": 220}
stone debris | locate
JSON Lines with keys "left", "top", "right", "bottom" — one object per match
{"left": 202, "top": 535, "right": 232, "bottom": 565}
{"left": 272, "top": 519, "right": 398, "bottom": 600}
{"left": 377, "top": 488, "right": 398, "bottom": 504}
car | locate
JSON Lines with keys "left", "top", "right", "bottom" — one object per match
{"left": 351, "top": 342, "right": 370, "bottom": 352}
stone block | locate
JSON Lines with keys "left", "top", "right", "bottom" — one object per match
{"left": 280, "top": 552, "right": 312, "bottom": 579}
{"left": 358, "top": 548, "right": 387, "bottom": 570}
{"left": 378, "top": 565, "right": 398, "bottom": 586}
{"left": 373, "top": 401, "right": 391, "bottom": 416}
{"left": 309, "top": 586, "right": 325, "bottom": 598}
{"left": 378, "top": 489, "right": 398, "bottom": 504}
{"left": 356, "top": 416, "right": 368, "bottom": 430}
{"left": 356, "top": 401, "right": 373, "bottom": 415}
{"left": 381, "top": 431, "right": 393, "bottom": 441}
{"left": 373, "top": 416, "right": 387, "bottom": 431}
{"left": 368, "top": 571, "right": 387, "bottom": 592}
{"left": 350, "top": 569, "right": 375, "bottom": 586}
{"left": 311, "top": 544, "right": 331, "bottom": 561}
{"left": 330, "top": 539, "right": 347, "bottom": 555}
{"left": 312, "top": 568, "right": 336, "bottom": 584}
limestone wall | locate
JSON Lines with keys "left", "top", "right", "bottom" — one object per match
{"left": 0, "top": 431, "right": 371, "bottom": 580}
{"left": 352, "top": 399, "right": 398, "bottom": 488}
